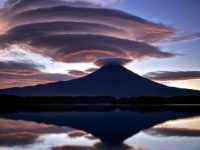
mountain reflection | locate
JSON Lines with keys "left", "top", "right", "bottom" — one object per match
{"left": 0, "top": 107, "right": 198, "bottom": 145}
{"left": 0, "top": 117, "right": 152, "bottom": 150}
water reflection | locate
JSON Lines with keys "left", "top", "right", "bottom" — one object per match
{"left": 126, "top": 131, "right": 200, "bottom": 150}
{"left": 0, "top": 106, "right": 199, "bottom": 150}
{"left": 0, "top": 118, "right": 98, "bottom": 150}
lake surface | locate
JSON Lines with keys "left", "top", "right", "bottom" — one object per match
{"left": 0, "top": 105, "right": 200, "bottom": 150}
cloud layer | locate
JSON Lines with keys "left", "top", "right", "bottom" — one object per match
{"left": 0, "top": 0, "right": 176, "bottom": 63}
{"left": 0, "top": 61, "right": 73, "bottom": 89}
{"left": 144, "top": 71, "right": 200, "bottom": 81}
{"left": 94, "top": 58, "right": 132, "bottom": 67}
{"left": 0, "top": 61, "right": 40, "bottom": 75}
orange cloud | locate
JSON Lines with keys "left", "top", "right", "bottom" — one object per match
{"left": 86, "top": 55, "right": 96, "bottom": 60}
{"left": 56, "top": 49, "right": 123, "bottom": 63}
{"left": 0, "top": 69, "right": 39, "bottom": 75}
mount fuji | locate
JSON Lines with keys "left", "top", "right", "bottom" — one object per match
{"left": 0, "top": 65, "right": 200, "bottom": 97}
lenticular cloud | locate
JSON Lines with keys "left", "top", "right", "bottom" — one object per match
{"left": 0, "top": 0, "right": 176, "bottom": 64}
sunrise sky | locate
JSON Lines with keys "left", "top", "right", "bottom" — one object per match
{"left": 0, "top": 0, "right": 199, "bottom": 90}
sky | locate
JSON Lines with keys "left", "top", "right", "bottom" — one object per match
{"left": 0, "top": 0, "right": 199, "bottom": 90}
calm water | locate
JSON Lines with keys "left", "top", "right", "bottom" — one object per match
{"left": 0, "top": 106, "right": 200, "bottom": 150}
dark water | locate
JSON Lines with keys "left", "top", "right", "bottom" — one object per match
{"left": 0, "top": 106, "right": 200, "bottom": 150}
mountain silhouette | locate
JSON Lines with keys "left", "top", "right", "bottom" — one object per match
{"left": 0, "top": 65, "right": 200, "bottom": 97}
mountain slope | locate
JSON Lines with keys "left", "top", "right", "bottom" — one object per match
{"left": 0, "top": 65, "right": 200, "bottom": 97}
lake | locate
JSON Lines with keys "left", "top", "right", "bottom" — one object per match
{"left": 0, "top": 105, "right": 200, "bottom": 150}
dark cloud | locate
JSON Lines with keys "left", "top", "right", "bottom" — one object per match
{"left": 0, "top": 0, "right": 177, "bottom": 64}
{"left": 7, "top": 21, "right": 124, "bottom": 38}
{"left": 0, "top": 61, "right": 42, "bottom": 75}
{"left": 68, "top": 70, "right": 88, "bottom": 77}
{"left": 94, "top": 58, "right": 132, "bottom": 67}
{"left": 4, "top": 0, "right": 98, "bottom": 15}
{"left": 0, "top": 27, "right": 176, "bottom": 63}
{"left": 144, "top": 71, "right": 200, "bottom": 81}
{"left": 4, "top": 0, "right": 114, "bottom": 14}
{"left": 0, "top": 61, "right": 41, "bottom": 70}
{"left": 13, "top": 34, "right": 174, "bottom": 63}
{"left": 9, "top": 5, "right": 175, "bottom": 42}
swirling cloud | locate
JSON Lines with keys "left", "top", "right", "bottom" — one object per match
{"left": 0, "top": 0, "right": 176, "bottom": 64}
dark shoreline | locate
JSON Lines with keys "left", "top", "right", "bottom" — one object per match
{"left": 1, "top": 104, "right": 200, "bottom": 114}
{"left": 1, "top": 95, "right": 200, "bottom": 113}
{"left": 1, "top": 95, "right": 200, "bottom": 105}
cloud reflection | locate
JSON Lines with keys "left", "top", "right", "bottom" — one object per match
{"left": 145, "top": 127, "right": 200, "bottom": 137}
{"left": 0, "top": 114, "right": 200, "bottom": 150}
{"left": 144, "top": 116, "right": 200, "bottom": 137}
{"left": 0, "top": 118, "right": 71, "bottom": 147}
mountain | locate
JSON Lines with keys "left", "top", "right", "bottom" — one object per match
{"left": 0, "top": 65, "right": 200, "bottom": 97}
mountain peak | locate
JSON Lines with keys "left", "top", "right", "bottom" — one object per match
{"left": 98, "top": 64, "right": 129, "bottom": 72}
{"left": 0, "top": 65, "right": 200, "bottom": 97}
{"left": 94, "top": 64, "right": 130, "bottom": 74}
{"left": 85, "top": 64, "right": 139, "bottom": 81}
